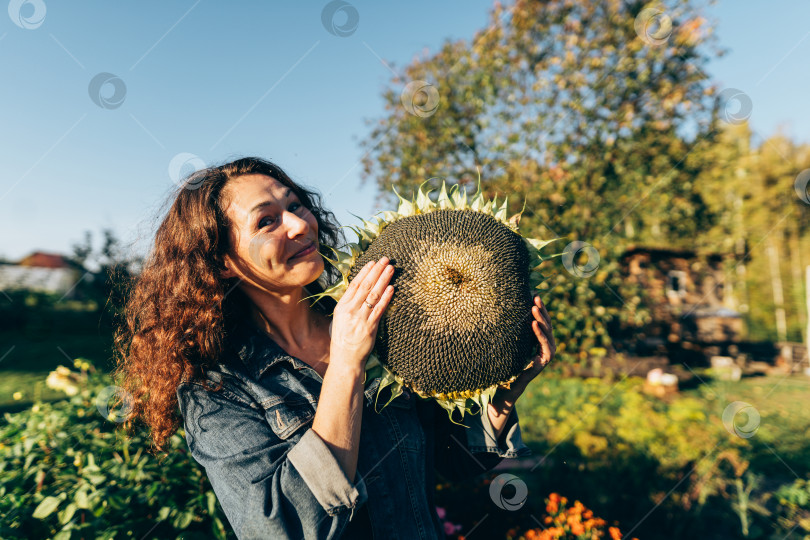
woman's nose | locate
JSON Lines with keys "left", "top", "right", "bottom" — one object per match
{"left": 284, "top": 210, "right": 309, "bottom": 237}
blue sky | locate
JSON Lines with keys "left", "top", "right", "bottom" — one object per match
{"left": 0, "top": 1, "right": 808, "bottom": 267}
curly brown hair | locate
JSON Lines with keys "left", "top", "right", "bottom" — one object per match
{"left": 111, "top": 157, "right": 343, "bottom": 454}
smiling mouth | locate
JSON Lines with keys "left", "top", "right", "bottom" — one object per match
{"left": 290, "top": 241, "right": 316, "bottom": 260}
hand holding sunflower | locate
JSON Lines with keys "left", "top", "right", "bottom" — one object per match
{"left": 486, "top": 295, "right": 555, "bottom": 432}
{"left": 501, "top": 295, "right": 556, "bottom": 400}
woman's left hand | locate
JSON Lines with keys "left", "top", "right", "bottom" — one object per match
{"left": 485, "top": 295, "right": 555, "bottom": 439}
{"left": 498, "top": 294, "right": 556, "bottom": 401}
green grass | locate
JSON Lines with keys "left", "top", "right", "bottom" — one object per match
{"left": 683, "top": 373, "right": 810, "bottom": 429}
{"left": 0, "top": 330, "right": 113, "bottom": 412}
{"left": 0, "top": 372, "right": 69, "bottom": 409}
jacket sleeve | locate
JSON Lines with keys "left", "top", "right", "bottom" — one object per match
{"left": 433, "top": 400, "right": 532, "bottom": 482}
{"left": 176, "top": 382, "right": 367, "bottom": 540}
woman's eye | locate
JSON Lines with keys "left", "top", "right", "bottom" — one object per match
{"left": 258, "top": 216, "right": 277, "bottom": 228}
{"left": 258, "top": 203, "right": 303, "bottom": 228}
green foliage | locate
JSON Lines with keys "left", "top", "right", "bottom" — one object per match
{"left": 3, "top": 364, "right": 808, "bottom": 539}
{"left": 0, "top": 367, "right": 234, "bottom": 540}
{"left": 694, "top": 123, "right": 810, "bottom": 342}
{"left": 359, "top": 0, "right": 727, "bottom": 366}
{"left": 519, "top": 375, "right": 722, "bottom": 470}
{"left": 436, "top": 373, "right": 810, "bottom": 539}
{"left": 0, "top": 293, "right": 115, "bottom": 411}
{"left": 359, "top": 0, "right": 810, "bottom": 350}
{"left": 774, "top": 479, "right": 810, "bottom": 535}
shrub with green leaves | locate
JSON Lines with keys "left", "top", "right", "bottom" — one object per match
{"left": 0, "top": 364, "right": 234, "bottom": 540}
{"left": 774, "top": 479, "right": 810, "bottom": 537}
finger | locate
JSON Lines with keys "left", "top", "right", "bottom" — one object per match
{"left": 533, "top": 296, "right": 554, "bottom": 342}
{"left": 535, "top": 311, "right": 556, "bottom": 353}
{"left": 531, "top": 319, "right": 548, "bottom": 346}
{"left": 533, "top": 320, "right": 554, "bottom": 363}
{"left": 534, "top": 295, "right": 552, "bottom": 327}
{"left": 343, "top": 261, "right": 375, "bottom": 302}
{"left": 369, "top": 284, "right": 394, "bottom": 322}
{"left": 532, "top": 305, "right": 552, "bottom": 339}
{"left": 364, "top": 263, "right": 394, "bottom": 311}
{"left": 351, "top": 257, "right": 390, "bottom": 307}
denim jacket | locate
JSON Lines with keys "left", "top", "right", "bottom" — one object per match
{"left": 176, "top": 318, "right": 532, "bottom": 539}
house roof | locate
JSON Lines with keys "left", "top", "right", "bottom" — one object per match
{"left": 17, "top": 252, "right": 83, "bottom": 269}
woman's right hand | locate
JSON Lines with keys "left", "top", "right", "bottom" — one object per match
{"left": 329, "top": 256, "right": 395, "bottom": 369}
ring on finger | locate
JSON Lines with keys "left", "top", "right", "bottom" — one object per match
{"left": 365, "top": 300, "right": 375, "bottom": 309}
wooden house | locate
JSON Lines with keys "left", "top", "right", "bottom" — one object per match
{"left": 619, "top": 245, "right": 743, "bottom": 353}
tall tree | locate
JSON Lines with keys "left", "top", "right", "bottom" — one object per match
{"left": 360, "top": 0, "right": 723, "bottom": 366}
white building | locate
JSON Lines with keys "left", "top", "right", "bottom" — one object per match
{"left": 0, "top": 252, "right": 88, "bottom": 300}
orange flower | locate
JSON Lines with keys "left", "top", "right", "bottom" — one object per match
{"left": 568, "top": 501, "right": 585, "bottom": 515}
{"left": 585, "top": 518, "right": 607, "bottom": 529}
{"left": 518, "top": 493, "right": 626, "bottom": 539}
{"left": 546, "top": 493, "right": 560, "bottom": 515}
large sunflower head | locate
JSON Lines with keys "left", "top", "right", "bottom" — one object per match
{"left": 308, "top": 180, "right": 558, "bottom": 420}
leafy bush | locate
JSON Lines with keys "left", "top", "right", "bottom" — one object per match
{"left": 3, "top": 362, "right": 808, "bottom": 539}
{"left": 773, "top": 479, "right": 810, "bottom": 537}
{"left": 0, "top": 363, "right": 233, "bottom": 540}
{"left": 436, "top": 374, "right": 810, "bottom": 539}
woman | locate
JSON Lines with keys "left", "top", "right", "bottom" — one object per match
{"left": 113, "top": 157, "right": 556, "bottom": 539}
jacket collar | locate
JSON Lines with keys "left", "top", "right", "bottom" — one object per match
{"left": 227, "top": 318, "right": 409, "bottom": 408}
{"left": 228, "top": 319, "right": 319, "bottom": 381}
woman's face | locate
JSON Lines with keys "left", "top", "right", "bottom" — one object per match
{"left": 220, "top": 174, "right": 323, "bottom": 293}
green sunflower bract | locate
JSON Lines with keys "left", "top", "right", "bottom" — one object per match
{"left": 307, "top": 179, "right": 558, "bottom": 421}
